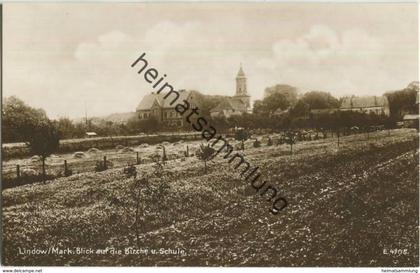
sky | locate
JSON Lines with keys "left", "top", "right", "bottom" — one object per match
{"left": 3, "top": 2, "right": 418, "bottom": 119}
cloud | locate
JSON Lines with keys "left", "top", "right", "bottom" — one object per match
{"left": 255, "top": 25, "right": 393, "bottom": 95}
{"left": 272, "top": 25, "right": 340, "bottom": 65}
{"left": 4, "top": 5, "right": 416, "bottom": 120}
{"left": 39, "top": 23, "right": 412, "bottom": 118}
{"left": 74, "top": 30, "right": 132, "bottom": 65}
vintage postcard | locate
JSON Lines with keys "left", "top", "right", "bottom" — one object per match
{"left": 1, "top": 2, "right": 419, "bottom": 270}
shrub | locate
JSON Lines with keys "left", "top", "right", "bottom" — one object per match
{"left": 253, "top": 139, "right": 261, "bottom": 148}
{"left": 26, "top": 120, "right": 60, "bottom": 182}
{"left": 95, "top": 160, "right": 108, "bottom": 172}
{"left": 285, "top": 131, "right": 297, "bottom": 154}
{"left": 151, "top": 152, "right": 164, "bottom": 177}
{"left": 64, "top": 168, "right": 73, "bottom": 177}
{"left": 123, "top": 164, "right": 137, "bottom": 178}
{"left": 276, "top": 137, "right": 285, "bottom": 146}
{"left": 235, "top": 129, "right": 249, "bottom": 151}
{"left": 196, "top": 144, "right": 215, "bottom": 174}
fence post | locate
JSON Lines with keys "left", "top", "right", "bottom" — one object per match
{"left": 42, "top": 158, "right": 46, "bottom": 183}
{"left": 103, "top": 156, "right": 107, "bottom": 169}
{"left": 136, "top": 152, "right": 140, "bottom": 164}
{"left": 337, "top": 130, "right": 340, "bottom": 147}
{"left": 16, "top": 164, "right": 20, "bottom": 180}
{"left": 64, "top": 160, "right": 68, "bottom": 175}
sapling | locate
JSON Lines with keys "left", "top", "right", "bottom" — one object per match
{"left": 196, "top": 144, "right": 215, "bottom": 174}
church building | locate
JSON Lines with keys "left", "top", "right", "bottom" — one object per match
{"left": 210, "top": 65, "right": 251, "bottom": 118}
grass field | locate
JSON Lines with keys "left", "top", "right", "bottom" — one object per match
{"left": 2, "top": 129, "right": 419, "bottom": 266}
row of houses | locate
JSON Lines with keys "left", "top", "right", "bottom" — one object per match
{"left": 304, "top": 95, "right": 391, "bottom": 118}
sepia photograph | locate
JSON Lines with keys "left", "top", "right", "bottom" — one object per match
{"left": 1, "top": 2, "right": 419, "bottom": 270}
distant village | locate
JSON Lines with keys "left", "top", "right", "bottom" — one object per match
{"left": 131, "top": 65, "right": 419, "bottom": 131}
{"left": 3, "top": 66, "right": 419, "bottom": 143}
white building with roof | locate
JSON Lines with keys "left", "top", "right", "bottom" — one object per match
{"left": 340, "top": 95, "right": 390, "bottom": 116}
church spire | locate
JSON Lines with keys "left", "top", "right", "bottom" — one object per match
{"left": 235, "top": 64, "right": 250, "bottom": 110}
{"left": 237, "top": 63, "right": 246, "bottom": 78}
{"left": 236, "top": 64, "right": 247, "bottom": 96}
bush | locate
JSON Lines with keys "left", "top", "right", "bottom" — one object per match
{"left": 123, "top": 164, "right": 137, "bottom": 178}
{"left": 196, "top": 144, "right": 215, "bottom": 174}
{"left": 64, "top": 168, "right": 73, "bottom": 177}
{"left": 276, "top": 137, "right": 285, "bottom": 146}
{"left": 95, "top": 160, "right": 108, "bottom": 172}
{"left": 253, "top": 139, "right": 261, "bottom": 148}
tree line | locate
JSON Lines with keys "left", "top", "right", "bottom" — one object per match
{"left": 3, "top": 83, "right": 417, "bottom": 144}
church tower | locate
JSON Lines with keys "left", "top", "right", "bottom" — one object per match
{"left": 234, "top": 64, "right": 251, "bottom": 109}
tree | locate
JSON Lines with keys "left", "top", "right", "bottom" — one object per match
{"left": 284, "top": 131, "right": 297, "bottom": 154}
{"left": 26, "top": 121, "right": 60, "bottom": 182}
{"left": 383, "top": 117, "right": 395, "bottom": 136}
{"left": 385, "top": 88, "right": 418, "bottom": 118}
{"left": 56, "top": 117, "right": 78, "bottom": 139}
{"left": 264, "top": 84, "right": 298, "bottom": 105}
{"left": 196, "top": 144, "right": 215, "bottom": 174}
{"left": 127, "top": 116, "right": 159, "bottom": 134}
{"left": 196, "top": 94, "right": 229, "bottom": 118}
{"left": 290, "top": 100, "right": 310, "bottom": 117}
{"left": 299, "top": 91, "right": 340, "bottom": 110}
{"left": 211, "top": 116, "right": 229, "bottom": 132}
{"left": 329, "top": 112, "right": 342, "bottom": 147}
{"left": 235, "top": 128, "right": 249, "bottom": 150}
{"left": 252, "top": 100, "right": 265, "bottom": 115}
{"left": 265, "top": 93, "right": 290, "bottom": 115}
{"left": 253, "top": 93, "right": 290, "bottom": 116}
{"left": 2, "top": 96, "right": 50, "bottom": 143}
{"left": 129, "top": 173, "right": 170, "bottom": 248}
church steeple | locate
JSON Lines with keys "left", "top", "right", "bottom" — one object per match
{"left": 235, "top": 64, "right": 250, "bottom": 109}
{"left": 236, "top": 64, "right": 247, "bottom": 96}
{"left": 237, "top": 64, "right": 246, "bottom": 78}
